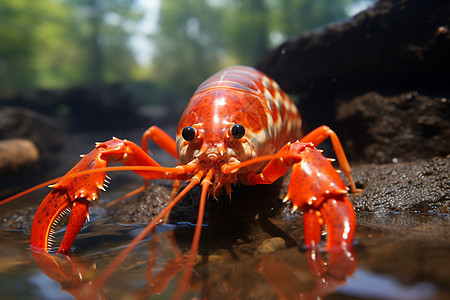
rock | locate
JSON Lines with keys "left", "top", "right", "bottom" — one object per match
{"left": 0, "top": 139, "right": 39, "bottom": 175}
{"left": 0, "top": 106, "right": 62, "bottom": 162}
{"left": 255, "top": 0, "right": 450, "bottom": 220}
{"left": 0, "top": 207, "right": 36, "bottom": 231}
{"left": 347, "top": 155, "right": 450, "bottom": 213}
{"left": 336, "top": 91, "right": 450, "bottom": 163}
{"left": 257, "top": 0, "right": 450, "bottom": 96}
{"left": 255, "top": 237, "right": 286, "bottom": 255}
{"left": 109, "top": 182, "right": 171, "bottom": 224}
{"left": 0, "top": 84, "right": 148, "bottom": 131}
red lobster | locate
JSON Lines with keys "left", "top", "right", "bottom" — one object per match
{"left": 2, "top": 66, "right": 357, "bottom": 298}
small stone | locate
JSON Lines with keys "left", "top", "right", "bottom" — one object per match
{"left": 255, "top": 237, "right": 286, "bottom": 255}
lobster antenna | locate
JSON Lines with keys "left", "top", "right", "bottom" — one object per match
{"left": 172, "top": 168, "right": 212, "bottom": 300}
{"left": 0, "top": 177, "right": 62, "bottom": 206}
{"left": 0, "top": 165, "right": 182, "bottom": 206}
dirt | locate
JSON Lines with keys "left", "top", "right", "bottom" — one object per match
{"left": 337, "top": 92, "right": 450, "bottom": 164}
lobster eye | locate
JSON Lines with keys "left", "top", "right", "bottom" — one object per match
{"left": 231, "top": 124, "right": 245, "bottom": 139}
{"left": 182, "top": 126, "right": 196, "bottom": 141}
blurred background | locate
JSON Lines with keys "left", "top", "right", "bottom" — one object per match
{"left": 0, "top": 0, "right": 374, "bottom": 108}
{"left": 0, "top": 0, "right": 376, "bottom": 194}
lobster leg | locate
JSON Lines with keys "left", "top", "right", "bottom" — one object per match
{"left": 105, "top": 126, "right": 181, "bottom": 208}
{"left": 142, "top": 126, "right": 179, "bottom": 160}
{"left": 141, "top": 126, "right": 183, "bottom": 202}
{"left": 31, "top": 138, "right": 193, "bottom": 254}
{"left": 300, "top": 125, "right": 357, "bottom": 192}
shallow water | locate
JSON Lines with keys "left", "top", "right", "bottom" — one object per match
{"left": 0, "top": 201, "right": 448, "bottom": 299}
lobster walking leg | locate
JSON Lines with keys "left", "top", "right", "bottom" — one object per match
{"left": 104, "top": 126, "right": 182, "bottom": 208}
{"left": 300, "top": 125, "right": 357, "bottom": 192}
{"left": 141, "top": 126, "right": 183, "bottom": 201}
{"left": 142, "top": 126, "right": 179, "bottom": 160}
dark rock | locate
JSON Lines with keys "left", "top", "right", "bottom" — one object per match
{"left": 257, "top": 0, "right": 450, "bottom": 96}
{"left": 0, "top": 207, "right": 36, "bottom": 231}
{"left": 0, "top": 106, "right": 63, "bottom": 162}
{"left": 255, "top": 0, "right": 450, "bottom": 224}
{"left": 0, "top": 84, "right": 149, "bottom": 131}
{"left": 336, "top": 91, "right": 450, "bottom": 163}
{"left": 347, "top": 155, "right": 450, "bottom": 213}
{"left": 62, "top": 84, "right": 147, "bottom": 131}
{"left": 110, "top": 182, "right": 171, "bottom": 224}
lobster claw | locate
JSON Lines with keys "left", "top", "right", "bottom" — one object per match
{"left": 31, "top": 146, "right": 108, "bottom": 254}
{"left": 284, "top": 146, "right": 356, "bottom": 250}
{"left": 31, "top": 190, "right": 91, "bottom": 253}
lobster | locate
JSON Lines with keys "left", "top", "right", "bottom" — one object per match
{"left": 1, "top": 66, "right": 358, "bottom": 299}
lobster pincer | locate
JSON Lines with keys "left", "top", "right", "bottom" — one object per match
{"left": 225, "top": 138, "right": 356, "bottom": 251}
{"left": 30, "top": 138, "right": 164, "bottom": 254}
{"left": 283, "top": 144, "right": 356, "bottom": 250}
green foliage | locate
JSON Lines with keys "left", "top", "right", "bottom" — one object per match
{"left": 0, "top": 0, "right": 371, "bottom": 102}
{"left": 0, "top": 0, "right": 143, "bottom": 92}
{"left": 0, "top": 0, "right": 73, "bottom": 91}
{"left": 266, "top": 0, "right": 355, "bottom": 38}
{"left": 150, "top": 0, "right": 227, "bottom": 102}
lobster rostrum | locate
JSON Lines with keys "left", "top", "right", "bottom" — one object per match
{"left": 1, "top": 66, "right": 357, "bottom": 298}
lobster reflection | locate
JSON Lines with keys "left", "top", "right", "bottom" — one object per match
{"left": 31, "top": 186, "right": 357, "bottom": 299}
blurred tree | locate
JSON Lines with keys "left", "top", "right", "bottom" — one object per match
{"left": 67, "top": 0, "right": 143, "bottom": 84}
{"left": 0, "top": 0, "right": 143, "bottom": 92}
{"left": 0, "top": 0, "right": 74, "bottom": 91}
{"left": 224, "top": 0, "right": 269, "bottom": 65}
{"left": 151, "top": 0, "right": 226, "bottom": 103}
{"left": 0, "top": 0, "right": 371, "bottom": 99}
{"left": 267, "top": 0, "right": 356, "bottom": 44}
